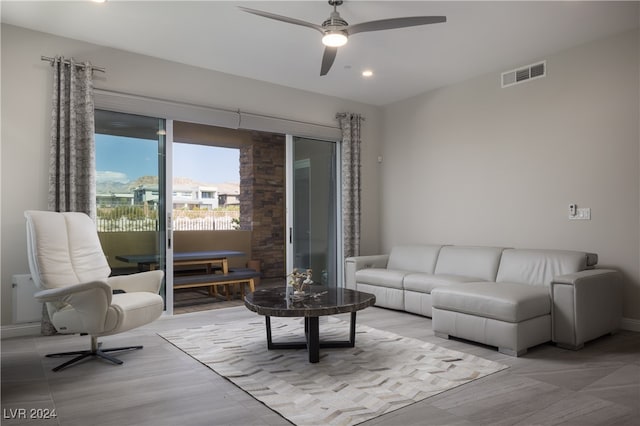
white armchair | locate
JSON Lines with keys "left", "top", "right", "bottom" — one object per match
{"left": 24, "top": 210, "right": 164, "bottom": 372}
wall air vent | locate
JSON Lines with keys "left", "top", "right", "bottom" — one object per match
{"left": 501, "top": 61, "right": 546, "bottom": 88}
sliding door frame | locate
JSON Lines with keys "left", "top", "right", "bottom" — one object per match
{"left": 94, "top": 97, "right": 175, "bottom": 315}
{"left": 95, "top": 89, "right": 344, "bottom": 312}
{"left": 286, "top": 135, "right": 344, "bottom": 288}
{"left": 163, "top": 120, "right": 174, "bottom": 315}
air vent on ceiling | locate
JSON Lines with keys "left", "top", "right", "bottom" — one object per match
{"left": 501, "top": 61, "right": 546, "bottom": 88}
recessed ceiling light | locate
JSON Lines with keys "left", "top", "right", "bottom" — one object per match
{"left": 92, "top": 0, "right": 107, "bottom": 3}
{"left": 362, "top": 70, "right": 374, "bottom": 77}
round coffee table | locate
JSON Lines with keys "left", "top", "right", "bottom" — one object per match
{"left": 244, "top": 286, "right": 376, "bottom": 363}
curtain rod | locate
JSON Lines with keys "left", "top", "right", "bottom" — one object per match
{"left": 41, "top": 56, "right": 106, "bottom": 73}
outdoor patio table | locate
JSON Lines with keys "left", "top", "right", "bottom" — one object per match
{"left": 115, "top": 250, "right": 245, "bottom": 274}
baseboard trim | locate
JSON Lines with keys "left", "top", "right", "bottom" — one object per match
{"left": 1, "top": 323, "right": 41, "bottom": 339}
{"left": 620, "top": 317, "right": 640, "bottom": 332}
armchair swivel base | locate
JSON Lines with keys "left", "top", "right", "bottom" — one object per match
{"left": 46, "top": 336, "right": 143, "bottom": 372}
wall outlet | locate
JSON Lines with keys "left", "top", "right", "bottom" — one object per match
{"left": 569, "top": 207, "right": 591, "bottom": 220}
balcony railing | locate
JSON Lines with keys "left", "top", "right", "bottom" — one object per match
{"left": 97, "top": 207, "right": 240, "bottom": 232}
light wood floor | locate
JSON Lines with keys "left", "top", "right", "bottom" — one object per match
{"left": 2, "top": 303, "right": 639, "bottom": 425}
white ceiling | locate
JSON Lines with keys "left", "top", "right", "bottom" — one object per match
{"left": 2, "top": 1, "right": 638, "bottom": 106}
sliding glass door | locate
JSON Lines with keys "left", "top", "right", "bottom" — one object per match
{"left": 94, "top": 102, "right": 342, "bottom": 312}
{"left": 94, "top": 110, "right": 171, "bottom": 309}
{"left": 286, "top": 136, "right": 340, "bottom": 287}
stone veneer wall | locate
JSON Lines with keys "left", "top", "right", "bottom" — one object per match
{"left": 239, "top": 132, "right": 286, "bottom": 280}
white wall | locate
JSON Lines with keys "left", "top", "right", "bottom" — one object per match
{"left": 381, "top": 30, "right": 640, "bottom": 321}
{"left": 0, "top": 24, "right": 382, "bottom": 325}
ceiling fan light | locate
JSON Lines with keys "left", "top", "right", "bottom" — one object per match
{"left": 322, "top": 31, "right": 348, "bottom": 47}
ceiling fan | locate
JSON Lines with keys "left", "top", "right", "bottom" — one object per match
{"left": 239, "top": 0, "right": 446, "bottom": 76}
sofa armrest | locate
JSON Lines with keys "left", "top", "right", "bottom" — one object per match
{"left": 344, "top": 255, "right": 389, "bottom": 290}
{"left": 551, "top": 269, "right": 622, "bottom": 349}
{"left": 108, "top": 270, "right": 164, "bottom": 294}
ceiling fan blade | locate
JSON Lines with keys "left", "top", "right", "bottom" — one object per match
{"left": 348, "top": 16, "right": 446, "bottom": 35}
{"left": 320, "top": 46, "right": 338, "bottom": 76}
{"left": 238, "top": 6, "right": 324, "bottom": 34}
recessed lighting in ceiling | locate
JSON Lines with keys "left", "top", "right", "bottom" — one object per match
{"left": 362, "top": 70, "right": 374, "bottom": 78}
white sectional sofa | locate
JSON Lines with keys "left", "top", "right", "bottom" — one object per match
{"left": 345, "top": 245, "right": 622, "bottom": 356}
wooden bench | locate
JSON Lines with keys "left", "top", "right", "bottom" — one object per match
{"left": 173, "top": 268, "right": 260, "bottom": 300}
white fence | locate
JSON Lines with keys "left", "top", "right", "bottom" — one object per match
{"left": 173, "top": 211, "right": 239, "bottom": 231}
{"left": 97, "top": 209, "right": 239, "bottom": 232}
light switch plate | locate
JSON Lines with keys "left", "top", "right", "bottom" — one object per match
{"left": 569, "top": 207, "right": 591, "bottom": 220}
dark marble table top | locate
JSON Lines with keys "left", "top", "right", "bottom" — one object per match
{"left": 244, "top": 285, "right": 376, "bottom": 317}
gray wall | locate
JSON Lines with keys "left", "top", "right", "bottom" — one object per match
{"left": 381, "top": 30, "right": 640, "bottom": 321}
{"left": 3, "top": 23, "right": 638, "bottom": 326}
{"left": 0, "top": 24, "right": 382, "bottom": 325}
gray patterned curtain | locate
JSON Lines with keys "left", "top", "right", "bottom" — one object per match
{"left": 42, "top": 56, "right": 96, "bottom": 335}
{"left": 337, "top": 113, "right": 362, "bottom": 258}
{"left": 48, "top": 56, "right": 96, "bottom": 220}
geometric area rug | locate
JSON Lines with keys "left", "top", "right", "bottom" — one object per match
{"left": 159, "top": 317, "right": 508, "bottom": 426}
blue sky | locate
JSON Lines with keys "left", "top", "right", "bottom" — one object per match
{"left": 95, "top": 135, "right": 239, "bottom": 183}
{"left": 173, "top": 142, "right": 239, "bottom": 183}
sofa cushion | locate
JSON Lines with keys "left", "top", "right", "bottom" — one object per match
{"left": 355, "top": 268, "right": 405, "bottom": 289}
{"left": 432, "top": 282, "right": 551, "bottom": 323}
{"left": 434, "top": 246, "right": 505, "bottom": 281}
{"left": 496, "top": 249, "right": 591, "bottom": 286}
{"left": 403, "top": 273, "right": 479, "bottom": 294}
{"left": 387, "top": 245, "right": 442, "bottom": 274}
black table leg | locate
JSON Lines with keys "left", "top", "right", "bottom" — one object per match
{"left": 265, "top": 316, "right": 274, "bottom": 349}
{"left": 263, "top": 313, "right": 358, "bottom": 362}
{"left": 349, "top": 311, "right": 356, "bottom": 345}
{"left": 306, "top": 317, "right": 320, "bottom": 363}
